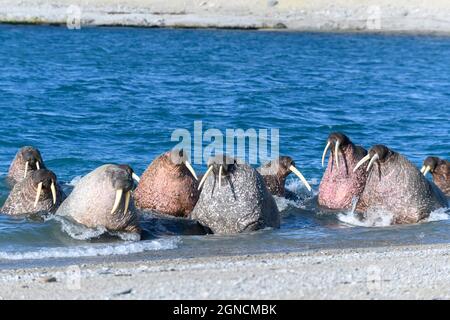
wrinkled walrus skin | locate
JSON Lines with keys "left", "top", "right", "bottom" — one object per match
{"left": 7, "top": 146, "right": 45, "bottom": 187}
{"left": 356, "top": 146, "right": 448, "bottom": 225}
{"left": 1, "top": 169, "right": 65, "bottom": 216}
{"left": 318, "top": 132, "right": 368, "bottom": 210}
{"left": 56, "top": 164, "right": 140, "bottom": 234}
{"left": 134, "top": 150, "right": 199, "bottom": 217}
{"left": 191, "top": 155, "right": 280, "bottom": 234}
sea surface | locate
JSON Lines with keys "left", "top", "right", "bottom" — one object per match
{"left": 0, "top": 25, "right": 449, "bottom": 265}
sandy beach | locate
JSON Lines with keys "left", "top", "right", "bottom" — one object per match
{"left": 1, "top": 0, "right": 450, "bottom": 33}
{"left": 1, "top": 243, "right": 450, "bottom": 300}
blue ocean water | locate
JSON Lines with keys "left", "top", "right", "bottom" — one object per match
{"left": 0, "top": 25, "right": 449, "bottom": 262}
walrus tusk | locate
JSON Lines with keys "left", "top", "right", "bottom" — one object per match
{"left": 289, "top": 165, "right": 312, "bottom": 192}
{"left": 50, "top": 182, "right": 57, "bottom": 205}
{"left": 420, "top": 166, "right": 426, "bottom": 174}
{"left": 34, "top": 182, "right": 43, "bottom": 208}
{"left": 218, "top": 165, "right": 223, "bottom": 189}
{"left": 111, "top": 189, "right": 123, "bottom": 214}
{"left": 185, "top": 161, "right": 198, "bottom": 181}
{"left": 198, "top": 166, "right": 213, "bottom": 190}
{"left": 123, "top": 191, "right": 131, "bottom": 214}
{"left": 334, "top": 140, "right": 340, "bottom": 170}
{"left": 132, "top": 173, "right": 140, "bottom": 183}
{"left": 36, "top": 161, "right": 40, "bottom": 170}
{"left": 422, "top": 165, "right": 432, "bottom": 176}
{"left": 321, "top": 141, "right": 331, "bottom": 168}
{"left": 24, "top": 161, "right": 29, "bottom": 178}
{"left": 353, "top": 154, "right": 371, "bottom": 173}
{"left": 366, "top": 154, "right": 380, "bottom": 172}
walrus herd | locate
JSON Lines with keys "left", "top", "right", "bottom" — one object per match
{"left": 1, "top": 134, "right": 449, "bottom": 238}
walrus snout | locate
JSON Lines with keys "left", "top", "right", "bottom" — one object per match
{"left": 198, "top": 155, "right": 237, "bottom": 190}
{"left": 108, "top": 166, "right": 136, "bottom": 215}
{"left": 354, "top": 144, "right": 392, "bottom": 173}
{"left": 17, "top": 146, "right": 44, "bottom": 180}
{"left": 167, "top": 149, "right": 198, "bottom": 181}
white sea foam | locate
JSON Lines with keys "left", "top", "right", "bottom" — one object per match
{"left": 338, "top": 209, "right": 394, "bottom": 227}
{"left": 274, "top": 179, "right": 316, "bottom": 212}
{"left": 0, "top": 237, "right": 180, "bottom": 261}
{"left": 425, "top": 207, "right": 450, "bottom": 222}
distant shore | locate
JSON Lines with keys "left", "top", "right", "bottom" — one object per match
{"left": 1, "top": 243, "right": 450, "bottom": 299}
{"left": 1, "top": 0, "right": 450, "bottom": 34}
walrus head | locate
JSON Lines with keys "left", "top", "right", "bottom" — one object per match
{"left": 1, "top": 168, "right": 63, "bottom": 216}
{"left": 353, "top": 144, "right": 393, "bottom": 174}
{"left": 56, "top": 164, "right": 141, "bottom": 234}
{"left": 8, "top": 146, "right": 45, "bottom": 185}
{"left": 191, "top": 154, "right": 280, "bottom": 234}
{"left": 258, "top": 156, "right": 312, "bottom": 196}
{"left": 421, "top": 157, "right": 441, "bottom": 176}
{"left": 167, "top": 149, "right": 198, "bottom": 180}
{"left": 318, "top": 132, "right": 368, "bottom": 210}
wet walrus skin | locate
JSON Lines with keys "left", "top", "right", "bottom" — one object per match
{"left": 56, "top": 164, "right": 141, "bottom": 235}
{"left": 355, "top": 145, "right": 448, "bottom": 225}
{"left": 257, "top": 156, "right": 312, "bottom": 197}
{"left": 318, "top": 132, "right": 368, "bottom": 210}
{"left": 1, "top": 169, "right": 64, "bottom": 216}
{"left": 134, "top": 149, "right": 199, "bottom": 217}
{"left": 421, "top": 157, "right": 450, "bottom": 197}
{"left": 191, "top": 155, "right": 280, "bottom": 234}
{"left": 7, "top": 146, "right": 45, "bottom": 187}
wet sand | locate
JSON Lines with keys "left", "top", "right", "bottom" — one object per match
{"left": 1, "top": 243, "right": 450, "bottom": 299}
{"left": 1, "top": 0, "right": 450, "bottom": 33}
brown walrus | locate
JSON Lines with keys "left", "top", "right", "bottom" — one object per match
{"left": 56, "top": 164, "right": 141, "bottom": 235}
{"left": 318, "top": 132, "right": 368, "bottom": 210}
{"left": 421, "top": 156, "right": 450, "bottom": 197}
{"left": 7, "top": 146, "right": 45, "bottom": 187}
{"left": 257, "top": 156, "right": 312, "bottom": 197}
{"left": 1, "top": 169, "right": 65, "bottom": 216}
{"left": 355, "top": 145, "right": 448, "bottom": 224}
{"left": 134, "top": 149, "right": 199, "bottom": 217}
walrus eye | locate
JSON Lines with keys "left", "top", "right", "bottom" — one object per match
{"left": 289, "top": 165, "right": 312, "bottom": 192}
{"left": 198, "top": 165, "right": 214, "bottom": 190}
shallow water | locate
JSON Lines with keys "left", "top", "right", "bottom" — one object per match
{"left": 0, "top": 25, "right": 449, "bottom": 263}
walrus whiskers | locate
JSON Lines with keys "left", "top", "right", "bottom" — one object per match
{"left": 34, "top": 182, "right": 43, "bottom": 208}
{"left": 334, "top": 140, "right": 340, "bottom": 170}
{"left": 198, "top": 166, "right": 213, "bottom": 190}
{"left": 366, "top": 154, "right": 380, "bottom": 172}
{"left": 23, "top": 161, "right": 29, "bottom": 178}
{"left": 353, "top": 154, "right": 371, "bottom": 173}
{"left": 111, "top": 189, "right": 123, "bottom": 214}
{"left": 184, "top": 160, "right": 198, "bottom": 181}
{"left": 321, "top": 141, "right": 331, "bottom": 167}
{"left": 289, "top": 165, "right": 312, "bottom": 192}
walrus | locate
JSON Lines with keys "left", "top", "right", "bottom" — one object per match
{"left": 1, "top": 169, "right": 64, "bottom": 216}
{"left": 421, "top": 156, "right": 450, "bottom": 196}
{"left": 56, "top": 164, "right": 141, "bottom": 234}
{"left": 354, "top": 145, "right": 448, "bottom": 224}
{"left": 134, "top": 149, "right": 199, "bottom": 217}
{"left": 191, "top": 155, "right": 280, "bottom": 234}
{"left": 257, "top": 156, "right": 312, "bottom": 197}
{"left": 318, "top": 132, "right": 368, "bottom": 210}
{"left": 7, "top": 146, "right": 45, "bottom": 186}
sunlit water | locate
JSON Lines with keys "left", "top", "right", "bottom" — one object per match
{"left": 0, "top": 25, "right": 449, "bottom": 263}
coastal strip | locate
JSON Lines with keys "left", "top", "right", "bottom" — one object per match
{"left": 1, "top": 243, "right": 450, "bottom": 299}
{"left": 1, "top": 0, "right": 450, "bottom": 33}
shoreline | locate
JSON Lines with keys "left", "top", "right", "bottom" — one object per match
{"left": 1, "top": 0, "right": 450, "bottom": 34}
{"left": 1, "top": 243, "right": 450, "bottom": 299}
